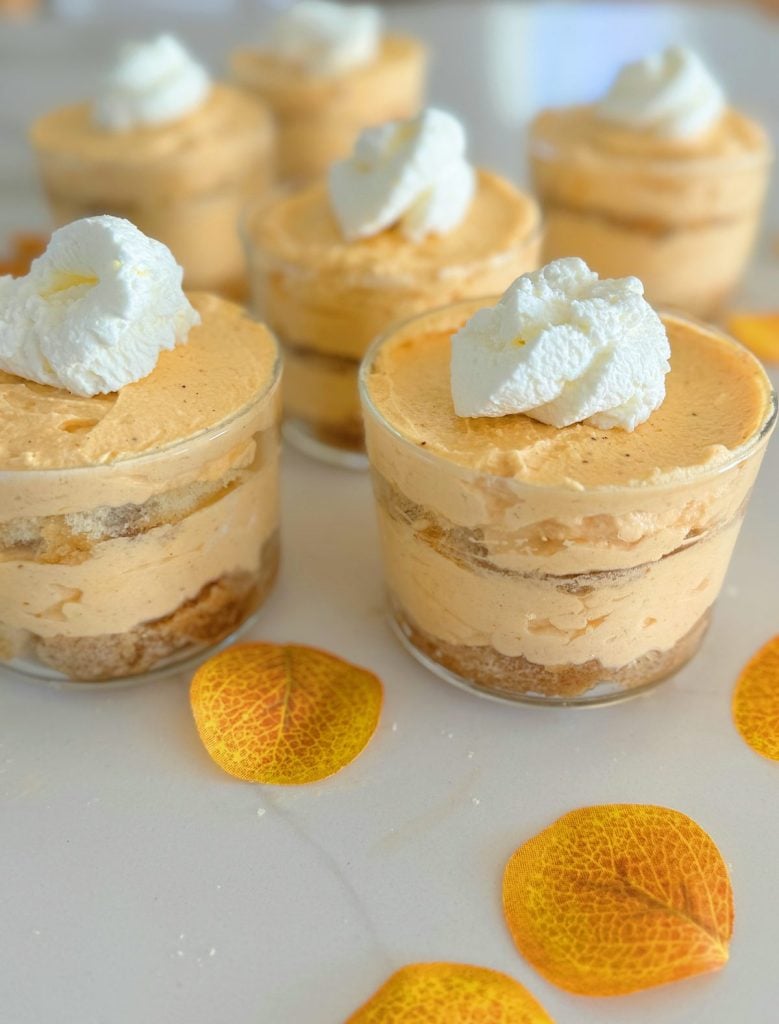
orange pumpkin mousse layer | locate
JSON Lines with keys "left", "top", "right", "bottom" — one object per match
{"left": 30, "top": 85, "right": 274, "bottom": 296}
{"left": 231, "top": 34, "right": 425, "bottom": 182}
{"left": 361, "top": 302, "right": 776, "bottom": 702}
{"left": 530, "top": 106, "right": 771, "bottom": 317}
{"left": 0, "top": 294, "right": 281, "bottom": 682}
{"left": 246, "top": 172, "right": 541, "bottom": 452}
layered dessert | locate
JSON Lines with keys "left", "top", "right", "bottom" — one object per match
{"left": 530, "top": 47, "right": 771, "bottom": 317}
{"left": 31, "top": 35, "right": 274, "bottom": 297}
{"left": 360, "top": 258, "right": 776, "bottom": 703}
{"left": 0, "top": 216, "right": 281, "bottom": 683}
{"left": 231, "top": 0, "right": 425, "bottom": 182}
{"left": 245, "top": 107, "right": 541, "bottom": 462}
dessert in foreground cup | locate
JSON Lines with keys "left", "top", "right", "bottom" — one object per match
{"left": 360, "top": 258, "right": 776, "bottom": 704}
{"left": 31, "top": 35, "right": 274, "bottom": 297}
{"left": 231, "top": 0, "right": 425, "bottom": 183}
{"left": 245, "top": 107, "right": 542, "bottom": 464}
{"left": 0, "top": 216, "right": 281, "bottom": 684}
{"left": 530, "top": 47, "right": 771, "bottom": 317}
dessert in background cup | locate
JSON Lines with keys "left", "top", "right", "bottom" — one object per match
{"left": 230, "top": 0, "right": 425, "bottom": 183}
{"left": 360, "top": 258, "right": 776, "bottom": 705}
{"left": 244, "top": 107, "right": 542, "bottom": 466}
{"left": 530, "top": 47, "right": 771, "bottom": 318}
{"left": 0, "top": 216, "right": 281, "bottom": 685}
{"left": 30, "top": 35, "right": 274, "bottom": 298}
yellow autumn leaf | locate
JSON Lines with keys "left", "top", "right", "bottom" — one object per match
{"left": 728, "top": 312, "right": 779, "bottom": 363}
{"left": 732, "top": 635, "right": 779, "bottom": 761}
{"left": 344, "top": 963, "right": 554, "bottom": 1023}
{"left": 503, "top": 804, "right": 733, "bottom": 996}
{"left": 190, "top": 643, "right": 382, "bottom": 785}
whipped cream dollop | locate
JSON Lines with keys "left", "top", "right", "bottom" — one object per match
{"left": 596, "top": 46, "right": 725, "bottom": 139}
{"left": 329, "top": 108, "right": 476, "bottom": 242}
{"left": 94, "top": 34, "right": 212, "bottom": 131}
{"left": 451, "top": 258, "right": 670, "bottom": 431}
{"left": 269, "top": 1, "right": 382, "bottom": 76}
{"left": 0, "top": 216, "right": 199, "bottom": 397}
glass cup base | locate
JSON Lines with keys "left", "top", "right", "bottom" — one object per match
{"left": 283, "top": 418, "right": 368, "bottom": 471}
{"left": 388, "top": 611, "right": 688, "bottom": 708}
{"left": 1, "top": 605, "right": 265, "bottom": 691}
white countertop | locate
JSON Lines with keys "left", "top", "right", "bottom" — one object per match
{"left": 2, "top": 4, "right": 778, "bottom": 1022}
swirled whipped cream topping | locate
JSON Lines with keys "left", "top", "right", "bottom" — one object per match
{"left": 0, "top": 216, "right": 199, "bottom": 396}
{"left": 329, "top": 108, "right": 476, "bottom": 242}
{"left": 596, "top": 46, "right": 725, "bottom": 139}
{"left": 269, "top": 1, "right": 382, "bottom": 76}
{"left": 94, "top": 34, "right": 212, "bottom": 131}
{"left": 451, "top": 258, "right": 670, "bottom": 431}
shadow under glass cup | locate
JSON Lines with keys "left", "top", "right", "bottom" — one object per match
{"left": 242, "top": 180, "right": 543, "bottom": 469}
{"left": 359, "top": 302, "right": 777, "bottom": 706}
{"left": 0, "top": 349, "right": 282, "bottom": 687}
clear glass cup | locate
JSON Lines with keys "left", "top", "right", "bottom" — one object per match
{"left": 360, "top": 302, "right": 777, "bottom": 706}
{"left": 30, "top": 86, "right": 275, "bottom": 299}
{"left": 230, "top": 35, "right": 427, "bottom": 185}
{"left": 243, "top": 182, "right": 543, "bottom": 469}
{"left": 529, "top": 108, "right": 773, "bottom": 319}
{"left": 0, "top": 352, "right": 281, "bottom": 687}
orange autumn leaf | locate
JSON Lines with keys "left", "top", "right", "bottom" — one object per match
{"left": 344, "top": 963, "right": 554, "bottom": 1024}
{"left": 502, "top": 804, "right": 733, "bottom": 997}
{"left": 190, "top": 643, "right": 382, "bottom": 785}
{"left": 732, "top": 635, "right": 779, "bottom": 761}
{"left": 728, "top": 312, "right": 779, "bottom": 363}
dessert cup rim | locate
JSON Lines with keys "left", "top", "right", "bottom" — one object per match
{"left": 0, "top": 340, "right": 282, "bottom": 478}
{"left": 30, "top": 81, "right": 275, "bottom": 153}
{"left": 358, "top": 299, "right": 778, "bottom": 494}
{"left": 239, "top": 173, "right": 544, "bottom": 277}
{"left": 529, "top": 107, "right": 774, "bottom": 174}
{"left": 229, "top": 30, "right": 425, "bottom": 76}
{"left": 529, "top": 136, "right": 774, "bottom": 174}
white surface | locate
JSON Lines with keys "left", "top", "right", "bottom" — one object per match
{"left": 1, "top": 4, "right": 778, "bottom": 1022}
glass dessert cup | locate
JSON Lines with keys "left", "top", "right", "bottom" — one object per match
{"left": 30, "top": 85, "right": 275, "bottom": 299}
{"left": 529, "top": 109, "right": 772, "bottom": 320}
{"left": 243, "top": 176, "right": 543, "bottom": 468}
{"left": 360, "top": 302, "right": 777, "bottom": 706}
{"left": 0, "top": 337, "right": 282, "bottom": 687}
{"left": 230, "top": 35, "right": 426, "bottom": 184}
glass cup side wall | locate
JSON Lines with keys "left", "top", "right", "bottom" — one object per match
{"left": 529, "top": 133, "right": 772, "bottom": 320}
{"left": 359, "top": 308, "right": 777, "bottom": 706}
{"left": 230, "top": 37, "right": 427, "bottom": 184}
{"left": 0, "top": 370, "right": 282, "bottom": 686}
{"left": 33, "top": 133, "right": 274, "bottom": 299}
{"left": 243, "top": 208, "right": 543, "bottom": 467}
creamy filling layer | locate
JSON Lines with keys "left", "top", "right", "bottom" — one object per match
{"left": 540, "top": 208, "right": 761, "bottom": 314}
{"left": 1, "top": 469, "right": 249, "bottom": 565}
{"left": 372, "top": 472, "right": 749, "bottom": 580}
{"left": 27, "top": 536, "right": 279, "bottom": 682}
{"left": 540, "top": 198, "right": 753, "bottom": 237}
{"left": 32, "top": 85, "right": 275, "bottom": 204}
{"left": 0, "top": 456, "right": 278, "bottom": 640}
{"left": 46, "top": 183, "right": 266, "bottom": 290}
{"left": 377, "top": 504, "right": 739, "bottom": 669}
{"left": 281, "top": 340, "right": 363, "bottom": 443}
{"left": 393, "top": 599, "right": 711, "bottom": 700}
{"left": 231, "top": 36, "right": 425, "bottom": 182}
{"left": 528, "top": 106, "right": 771, "bottom": 227}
